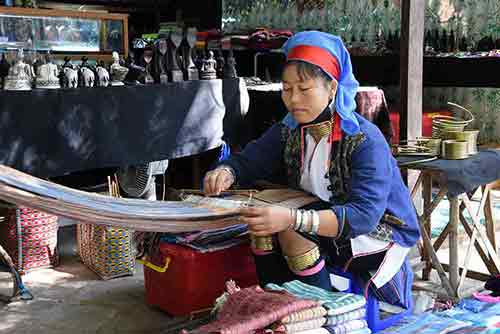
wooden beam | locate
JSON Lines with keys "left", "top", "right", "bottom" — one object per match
{"left": 399, "top": 0, "right": 424, "bottom": 142}
{"left": 441, "top": 263, "right": 492, "bottom": 282}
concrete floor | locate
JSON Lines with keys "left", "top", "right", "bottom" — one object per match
{"left": 0, "top": 216, "right": 494, "bottom": 334}
{"left": 0, "top": 253, "right": 489, "bottom": 334}
{"left": 0, "top": 256, "right": 207, "bottom": 334}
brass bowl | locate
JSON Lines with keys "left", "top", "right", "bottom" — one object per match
{"left": 441, "top": 140, "right": 469, "bottom": 160}
{"left": 441, "top": 130, "right": 479, "bottom": 155}
{"left": 416, "top": 137, "right": 442, "bottom": 156}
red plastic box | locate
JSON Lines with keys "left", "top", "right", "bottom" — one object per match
{"left": 143, "top": 242, "right": 258, "bottom": 316}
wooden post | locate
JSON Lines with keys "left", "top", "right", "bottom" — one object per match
{"left": 400, "top": 0, "right": 425, "bottom": 213}
{"left": 400, "top": 0, "right": 424, "bottom": 142}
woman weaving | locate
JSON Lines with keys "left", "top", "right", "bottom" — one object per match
{"left": 203, "top": 31, "right": 419, "bottom": 309}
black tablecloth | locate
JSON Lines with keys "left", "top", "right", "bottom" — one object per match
{"left": 0, "top": 79, "right": 247, "bottom": 178}
{"left": 397, "top": 149, "right": 500, "bottom": 196}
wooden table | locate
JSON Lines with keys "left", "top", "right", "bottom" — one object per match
{"left": 399, "top": 151, "right": 500, "bottom": 299}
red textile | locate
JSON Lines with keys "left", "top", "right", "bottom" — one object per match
{"left": 192, "top": 286, "right": 318, "bottom": 334}
{"left": 287, "top": 45, "right": 340, "bottom": 81}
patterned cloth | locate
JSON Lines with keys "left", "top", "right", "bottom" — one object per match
{"left": 266, "top": 280, "right": 366, "bottom": 316}
{"left": 355, "top": 89, "right": 393, "bottom": 143}
{"left": 282, "top": 306, "right": 328, "bottom": 323}
{"left": 279, "top": 318, "right": 327, "bottom": 333}
{"left": 294, "top": 328, "right": 371, "bottom": 334}
{"left": 325, "top": 308, "right": 366, "bottom": 326}
{"left": 326, "top": 319, "right": 367, "bottom": 334}
{"left": 193, "top": 285, "right": 318, "bottom": 334}
{"left": 382, "top": 313, "right": 471, "bottom": 334}
{"left": 332, "top": 328, "right": 371, "bottom": 334}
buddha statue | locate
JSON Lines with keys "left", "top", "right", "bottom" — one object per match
{"left": 200, "top": 50, "right": 217, "bottom": 80}
{"left": 109, "top": 51, "right": 129, "bottom": 86}
{"left": 4, "top": 49, "right": 34, "bottom": 91}
{"left": 35, "top": 53, "right": 60, "bottom": 89}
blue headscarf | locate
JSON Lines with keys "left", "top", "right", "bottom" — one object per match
{"left": 281, "top": 31, "right": 360, "bottom": 136}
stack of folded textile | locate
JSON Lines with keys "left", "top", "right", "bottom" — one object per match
{"left": 185, "top": 280, "right": 369, "bottom": 334}
{"left": 267, "top": 281, "right": 370, "bottom": 334}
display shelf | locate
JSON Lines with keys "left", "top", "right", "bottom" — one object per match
{"left": 0, "top": 6, "right": 129, "bottom": 59}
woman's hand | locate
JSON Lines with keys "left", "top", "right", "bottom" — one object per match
{"left": 203, "top": 167, "right": 235, "bottom": 196}
{"left": 239, "top": 206, "right": 294, "bottom": 236}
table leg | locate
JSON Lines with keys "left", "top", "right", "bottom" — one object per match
{"left": 449, "top": 196, "right": 460, "bottom": 295}
{"left": 422, "top": 172, "right": 433, "bottom": 280}
{"left": 484, "top": 184, "right": 497, "bottom": 255}
{"left": 417, "top": 214, "right": 455, "bottom": 297}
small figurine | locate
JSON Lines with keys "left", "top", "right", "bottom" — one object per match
{"left": 79, "top": 56, "right": 95, "bottom": 88}
{"left": 62, "top": 56, "right": 74, "bottom": 69}
{"left": 95, "top": 61, "right": 110, "bottom": 87}
{"left": 124, "top": 51, "right": 145, "bottom": 85}
{"left": 0, "top": 53, "right": 10, "bottom": 89}
{"left": 142, "top": 48, "right": 155, "bottom": 84}
{"left": 168, "top": 31, "right": 184, "bottom": 82}
{"left": 58, "top": 56, "right": 78, "bottom": 88}
{"left": 216, "top": 49, "right": 225, "bottom": 79}
{"left": 109, "top": 51, "right": 129, "bottom": 86}
{"left": 4, "top": 49, "right": 34, "bottom": 91}
{"left": 223, "top": 49, "right": 238, "bottom": 79}
{"left": 62, "top": 67, "right": 78, "bottom": 88}
{"left": 35, "top": 52, "right": 60, "bottom": 89}
{"left": 200, "top": 50, "right": 217, "bottom": 80}
{"left": 176, "top": 27, "right": 199, "bottom": 81}
{"left": 193, "top": 49, "right": 205, "bottom": 78}
{"left": 153, "top": 38, "right": 170, "bottom": 84}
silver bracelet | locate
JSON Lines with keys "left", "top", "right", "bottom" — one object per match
{"left": 303, "top": 210, "right": 312, "bottom": 233}
{"left": 310, "top": 210, "right": 320, "bottom": 235}
{"left": 298, "top": 210, "right": 311, "bottom": 233}
{"left": 294, "top": 209, "right": 303, "bottom": 231}
{"left": 217, "top": 165, "right": 236, "bottom": 182}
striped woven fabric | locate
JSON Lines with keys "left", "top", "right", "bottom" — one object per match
{"left": 266, "top": 281, "right": 366, "bottom": 316}
{"left": 292, "top": 328, "right": 372, "bottom": 334}
{"left": 282, "top": 306, "right": 327, "bottom": 324}
{"left": 325, "top": 308, "right": 366, "bottom": 326}
{"left": 335, "top": 328, "right": 371, "bottom": 334}
{"left": 193, "top": 286, "right": 318, "bottom": 334}
{"left": 284, "top": 317, "right": 326, "bottom": 333}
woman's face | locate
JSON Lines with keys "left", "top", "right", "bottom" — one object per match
{"left": 281, "top": 63, "right": 337, "bottom": 124}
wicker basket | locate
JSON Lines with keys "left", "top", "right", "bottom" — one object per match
{"left": 77, "top": 223, "right": 135, "bottom": 280}
{"left": 0, "top": 207, "right": 58, "bottom": 274}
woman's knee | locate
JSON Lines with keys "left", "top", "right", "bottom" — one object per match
{"left": 277, "top": 229, "right": 316, "bottom": 257}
